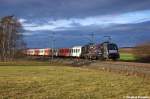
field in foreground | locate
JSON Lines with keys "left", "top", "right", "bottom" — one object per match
{"left": 0, "top": 64, "right": 150, "bottom": 99}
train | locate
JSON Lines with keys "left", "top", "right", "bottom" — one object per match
{"left": 25, "top": 42, "right": 120, "bottom": 60}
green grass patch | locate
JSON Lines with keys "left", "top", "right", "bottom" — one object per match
{"left": 120, "top": 53, "right": 136, "bottom": 61}
{"left": 0, "top": 64, "right": 150, "bottom": 99}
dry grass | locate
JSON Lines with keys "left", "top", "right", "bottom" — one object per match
{"left": 0, "top": 63, "right": 150, "bottom": 99}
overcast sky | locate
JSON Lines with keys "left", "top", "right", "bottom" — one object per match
{"left": 0, "top": 0, "right": 150, "bottom": 48}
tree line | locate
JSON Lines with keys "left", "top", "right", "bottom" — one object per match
{"left": 134, "top": 42, "right": 150, "bottom": 63}
{"left": 0, "top": 16, "right": 26, "bottom": 61}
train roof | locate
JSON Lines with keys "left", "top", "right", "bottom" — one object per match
{"left": 72, "top": 46, "right": 83, "bottom": 49}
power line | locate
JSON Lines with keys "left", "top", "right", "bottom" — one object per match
{"left": 89, "top": 33, "right": 95, "bottom": 44}
{"left": 104, "top": 36, "right": 112, "bottom": 42}
{"left": 52, "top": 32, "right": 55, "bottom": 61}
{"left": 49, "top": 32, "right": 55, "bottom": 62}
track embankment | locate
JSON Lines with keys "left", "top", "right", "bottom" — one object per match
{"left": 69, "top": 59, "right": 150, "bottom": 78}
{"left": 84, "top": 61, "right": 150, "bottom": 78}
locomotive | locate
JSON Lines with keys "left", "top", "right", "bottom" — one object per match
{"left": 81, "top": 42, "right": 119, "bottom": 60}
{"left": 26, "top": 42, "right": 120, "bottom": 60}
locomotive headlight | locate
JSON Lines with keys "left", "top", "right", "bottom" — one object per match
{"left": 109, "top": 50, "right": 118, "bottom": 53}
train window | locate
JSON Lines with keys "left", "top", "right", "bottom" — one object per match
{"left": 108, "top": 44, "right": 118, "bottom": 50}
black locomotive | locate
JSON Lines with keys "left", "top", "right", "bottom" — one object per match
{"left": 81, "top": 42, "right": 120, "bottom": 60}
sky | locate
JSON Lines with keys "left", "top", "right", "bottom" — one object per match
{"left": 0, "top": 0, "right": 150, "bottom": 48}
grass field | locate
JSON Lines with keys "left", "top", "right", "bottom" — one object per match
{"left": 120, "top": 53, "right": 136, "bottom": 61}
{"left": 0, "top": 62, "right": 150, "bottom": 99}
{"left": 0, "top": 61, "right": 61, "bottom": 66}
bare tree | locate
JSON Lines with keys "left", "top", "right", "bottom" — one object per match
{"left": 0, "top": 15, "right": 26, "bottom": 61}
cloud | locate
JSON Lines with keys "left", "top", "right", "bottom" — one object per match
{"left": 1, "top": 0, "right": 150, "bottom": 19}
{"left": 22, "top": 32, "right": 34, "bottom": 36}
{"left": 114, "top": 10, "right": 150, "bottom": 24}
{"left": 19, "top": 18, "right": 27, "bottom": 23}
{"left": 23, "top": 22, "right": 74, "bottom": 32}
{"left": 1, "top": 0, "right": 149, "bottom": 48}
{"left": 21, "top": 10, "right": 150, "bottom": 32}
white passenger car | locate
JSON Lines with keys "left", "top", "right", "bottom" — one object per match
{"left": 38, "top": 48, "right": 51, "bottom": 56}
{"left": 27, "top": 49, "right": 35, "bottom": 56}
{"left": 70, "top": 46, "right": 82, "bottom": 57}
{"left": 38, "top": 49, "right": 45, "bottom": 56}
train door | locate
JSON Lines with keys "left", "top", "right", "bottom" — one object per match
{"left": 34, "top": 49, "right": 39, "bottom": 56}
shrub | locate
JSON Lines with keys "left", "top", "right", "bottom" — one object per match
{"left": 134, "top": 42, "right": 150, "bottom": 62}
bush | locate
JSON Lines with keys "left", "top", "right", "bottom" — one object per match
{"left": 134, "top": 42, "right": 150, "bottom": 62}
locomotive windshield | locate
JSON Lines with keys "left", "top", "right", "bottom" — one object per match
{"left": 108, "top": 44, "right": 118, "bottom": 50}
